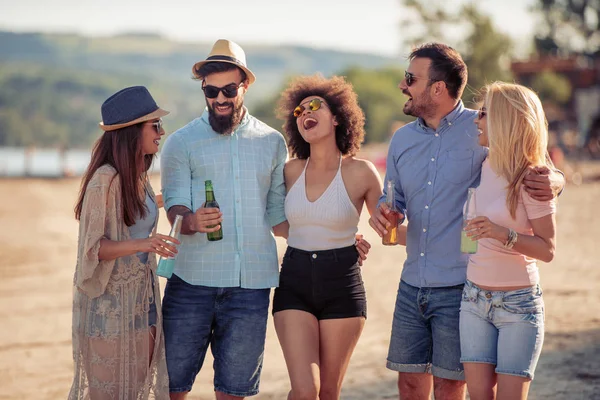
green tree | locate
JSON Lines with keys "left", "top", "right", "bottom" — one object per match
{"left": 529, "top": 70, "right": 572, "bottom": 105}
{"left": 531, "top": 0, "right": 600, "bottom": 56}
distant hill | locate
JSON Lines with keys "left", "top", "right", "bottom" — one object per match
{"left": 0, "top": 31, "right": 398, "bottom": 99}
{"left": 0, "top": 31, "right": 399, "bottom": 147}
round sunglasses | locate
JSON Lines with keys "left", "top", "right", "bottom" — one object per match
{"left": 202, "top": 82, "right": 244, "bottom": 99}
{"left": 293, "top": 98, "right": 329, "bottom": 118}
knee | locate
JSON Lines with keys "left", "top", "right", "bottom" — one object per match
{"left": 291, "top": 387, "right": 319, "bottom": 400}
{"left": 433, "top": 378, "right": 466, "bottom": 400}
{"left": 319, "top": 385, "right": 341, "bottom": 400}
{"left": 397, "top": 374, "right": 422, "bottom": 396}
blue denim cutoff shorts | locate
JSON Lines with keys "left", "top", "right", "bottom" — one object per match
{"left": 387, "top": 280, "right": 465, "bottom": 380}
{"left": 162, "top": 274, "right": 270, "bottom": 397}
{"left": 459, "top": 280, "right": 545, "bottom": 380}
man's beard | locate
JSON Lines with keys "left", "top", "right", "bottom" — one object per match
{"left": 403, "top": 90, "right": 436, "bottom": 120}
{"left": 207, "top": 99, "right": 244, "bottom": 135}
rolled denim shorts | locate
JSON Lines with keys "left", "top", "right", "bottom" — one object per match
{"left": 387, "top": 280, "right": 465, "bottom": 380}
{"left": 162, "top": 274, "right": 270, "bottom": 397}
{"left": 459, "top": 280, "right": 545, "bottom": 380}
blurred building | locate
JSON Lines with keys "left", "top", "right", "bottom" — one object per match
{"left": 511, "top": 56, "right": 600, "bottom": 148}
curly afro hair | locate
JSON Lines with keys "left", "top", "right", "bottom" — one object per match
{"left": 276, "top": 74, "right": 365, "bottom": 159}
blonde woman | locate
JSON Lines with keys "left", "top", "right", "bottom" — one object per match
{"left": 460, "top": 82, "right": 557, "bottom": 400}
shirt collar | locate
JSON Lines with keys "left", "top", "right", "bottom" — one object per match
{"left": 416, "top": 100, "right": 465, "bottom": 132}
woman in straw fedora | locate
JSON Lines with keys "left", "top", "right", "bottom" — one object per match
{"left": 69, "top": 86, "right": 178, "bottom": 399}
{"left": 461, "top": 82, "right": 557, "bottom": 400}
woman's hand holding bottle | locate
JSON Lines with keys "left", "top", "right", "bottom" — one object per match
{"left": 138, "top": 234, "right": 180, "bottom": 259}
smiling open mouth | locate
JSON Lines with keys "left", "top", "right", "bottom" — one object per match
{"left": 303, "top": 118, "right": 318, "bottom": 130}
{"left": 215, "top": 104, "right": 232, "bottom": 112}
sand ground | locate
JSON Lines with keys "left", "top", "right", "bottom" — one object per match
{"left": 0, "top": 165, "right": 599, "bottom": 399}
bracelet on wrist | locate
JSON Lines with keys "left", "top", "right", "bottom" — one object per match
{"left": 504, "top": 228, "right": 518, "bottom": 249}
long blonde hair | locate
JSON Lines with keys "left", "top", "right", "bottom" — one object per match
{"left": 484, "top": 82, "right": 552, "bottom": 218}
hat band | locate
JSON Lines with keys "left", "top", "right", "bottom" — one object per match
{"left": 206, "top": 55, "right": 246, "bottom": 67}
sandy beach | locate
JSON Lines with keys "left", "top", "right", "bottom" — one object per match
{"left": 1, "top": 164, "right": 599, "bottom": 400}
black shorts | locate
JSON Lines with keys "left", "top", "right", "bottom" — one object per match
{"left": 272, "top": 245, "right": 367, "bottom": 320}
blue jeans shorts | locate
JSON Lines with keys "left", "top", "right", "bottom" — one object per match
{"left": 387, "top": 280, "right": 465, "bottom": 380}
{"left": 162, "top": 274, "right": 270, "bottom": 397}
{"left": 459, "top": 280, "right": 545, "bottom": 380}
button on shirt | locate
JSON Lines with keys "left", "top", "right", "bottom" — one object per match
{"left": 160, "top": 108, "right": 288, "bottom": 289}
{"left": 381, "top": 101, "right": 487, "bottom": 288}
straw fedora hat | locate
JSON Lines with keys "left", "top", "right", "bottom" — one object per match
{"left": 192, "top": 39, "right": 256, "bottom": 85}
{"left": 99, "top": 86, "right": 169, "bottom": 131}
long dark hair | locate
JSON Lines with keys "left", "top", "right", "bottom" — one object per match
{"left": 74, "top": 124, "right": 153, "bottom": 226}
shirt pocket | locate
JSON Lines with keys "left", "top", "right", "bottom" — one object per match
{"left": 440, "top": 149, "right": 474, "bottom": 184}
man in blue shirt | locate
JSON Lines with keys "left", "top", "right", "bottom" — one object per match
{"left": 369, "top": 43, "right": 562, "bottom": 400}
{"left": 160, "top": 39, "right": 289, "bottom": 399}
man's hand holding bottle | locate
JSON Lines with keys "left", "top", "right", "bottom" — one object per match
{"left": 193, "top": 203, "right": 223, "bottom": 233}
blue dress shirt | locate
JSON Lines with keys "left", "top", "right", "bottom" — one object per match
{"left": 381, "top": 101, "right": 488, "bottom": 288}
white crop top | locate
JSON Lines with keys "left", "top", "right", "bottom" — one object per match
{"left": 285, "top": 155, "right": 360, "bottom": 251}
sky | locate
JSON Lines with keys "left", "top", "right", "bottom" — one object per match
{"left": 0, "top": 0, "right": 537, "bottom": 57}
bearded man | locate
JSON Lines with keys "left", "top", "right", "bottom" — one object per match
{"left": 160, "top": 39, "right": 288, "bottom": 400}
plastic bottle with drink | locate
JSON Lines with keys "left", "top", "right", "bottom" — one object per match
{"left": 156, "top": 214, "right": 183, "bottom": 278}
{"left": 460, "top": 187, "right": 478, "bottom": 254}
{"left": 382, "top": 180, "right": 401, "bottom": 246}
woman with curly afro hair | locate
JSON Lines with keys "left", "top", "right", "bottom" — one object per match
{"left": 272, "top": 74, "right": 383, "bottom": 400}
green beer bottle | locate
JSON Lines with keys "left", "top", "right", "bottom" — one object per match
{"left": 204, "top": 180, "right": 223, "bottom": 241}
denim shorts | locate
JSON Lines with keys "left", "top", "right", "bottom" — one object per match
{"left": 162, "top": 274, "right": 270, "bottom": 397}
{"left": 387, "top": 280, "right": 465, "bottom": 380}
{"left": 88, "top": 274, "right": 157, "bottom": 336}
{"left": 272, "top": 245, "right": 367, "bottom": 320}
{"left": 459, "top": 280, "right": 545, "bottom": 380}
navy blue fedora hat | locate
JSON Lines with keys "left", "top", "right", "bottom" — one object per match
{"left": 192, "top": 39, "right": 256, "bottom": 85}
{"left": 99, "top": 86, "right": 169, "bottom": 131}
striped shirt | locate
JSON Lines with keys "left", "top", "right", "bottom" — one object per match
{"left": 160, "top": 108, "right": 288, "bottom": 288}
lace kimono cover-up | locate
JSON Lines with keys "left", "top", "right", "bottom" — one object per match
{"left": 69, "top": 165, "right": 169, "bottom": 399}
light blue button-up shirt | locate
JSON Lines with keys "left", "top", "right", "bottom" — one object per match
{"left": 160, "top": 108, "right": 288, "bottom": 289}
{"left": 381, "top": 101, "right": 488, "bottom": 288}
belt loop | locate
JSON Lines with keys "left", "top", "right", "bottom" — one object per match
{"left": 333, "top": 249, "right": 338, "bottom": 262}
{"left": 289, "top": 248, "right": 295, "bottom": 259}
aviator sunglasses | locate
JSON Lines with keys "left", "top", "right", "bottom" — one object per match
{"left": 202, "top": 82, "right": 244, "bottom": 99}
{"left": 404, "top": 70, "right": 437, "bottom": 87}
{"left": 293, "top": 98, "right": 329, "bottom": 118}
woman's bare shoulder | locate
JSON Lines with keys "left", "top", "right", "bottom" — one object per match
{"left": 343, "top": 156, "right": 379, "bottom": 178}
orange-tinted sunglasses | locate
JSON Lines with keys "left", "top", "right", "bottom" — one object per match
{"left": 293, "top": 98, "right": 329, "bottom": 118}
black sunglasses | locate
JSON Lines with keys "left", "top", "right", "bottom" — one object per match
{"left": 404, "top": 70, "right": 436, "bottom": 87}
{"left": 478, "top": 107, "right": 487, "bottom": 120}
{"left": 202, "top": 82, "right": 244, "bottom": 99}
{"left": 293, "top": 98, "right": 329, "bottom": 118}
